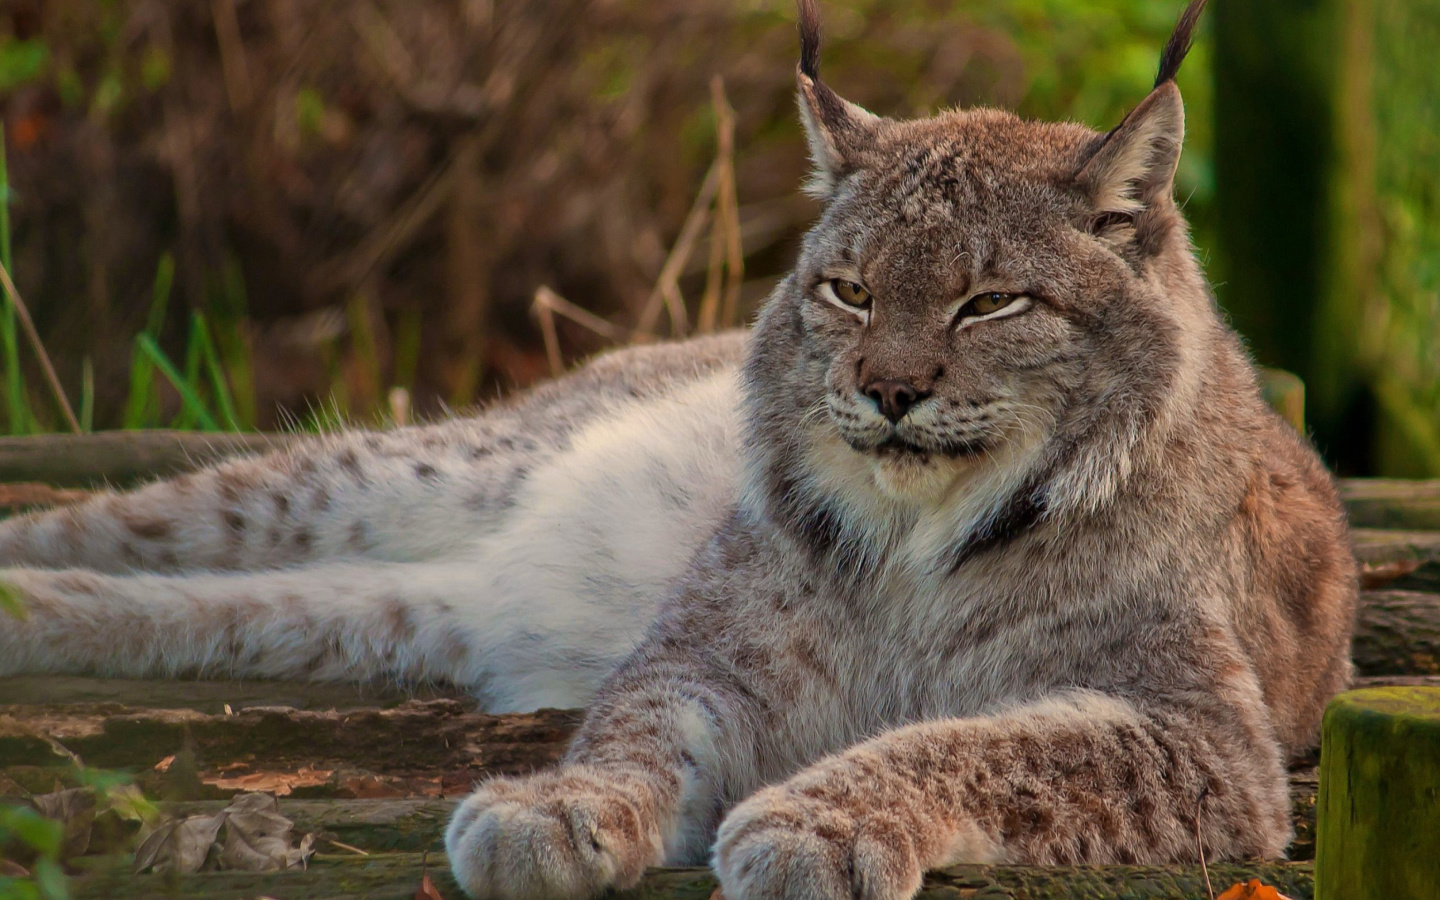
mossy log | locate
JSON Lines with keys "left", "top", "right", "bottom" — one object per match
{"left": 63, "top": 853, "right": 1316, "bottom": 900}
{"left": 1348, "top": 528, "right": 1440, "bottom": 567}
{"left": 1350, "top": 590, "right": 1440, "bottom": 676}
{"left": 1316, "top": 687, "right": 1440, "bottom": 899}
{"left": 0, "top": 698, "right": 578, "bottom": 773}
{"left": 147, "top": 770, "right": 1329, "bottom": 860}
{"left": 1262, "top": 368, "right": 1307, "bottom": 433}
{"left": 0, "top": 431, "right": 292, "bottom": 489}
{"left": 0, "top": 675, "right": 463, "bottom": 713}
{"left": 2, "top": 624, "right": 1436, "bottom": 778}
{"left": 1340, "top": 479, "right": 1440, "bottom": 531}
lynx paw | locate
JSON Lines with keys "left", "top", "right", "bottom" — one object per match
{"left": 713, "top": 786, "right": 924, "bottom": 900}
{"left": 446, "top": 767, "right": 662, "bottom": 900}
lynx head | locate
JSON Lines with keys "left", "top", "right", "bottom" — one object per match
{"left": 743, "top": 0, "right": 1219, "bottom": 573}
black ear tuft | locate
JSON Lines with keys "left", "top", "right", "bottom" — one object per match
{"left": 797, "top": 0, "right": 822, "bottom": 80}
{"left": 1155, "top": 0, "right": 1207, "bottom": 88}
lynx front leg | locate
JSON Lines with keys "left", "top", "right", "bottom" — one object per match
{"left": 447, "top": 664, "right": 756, "bottom": 899}
{"left": 713, "top": 691, "right": 1290, "bottom": 900}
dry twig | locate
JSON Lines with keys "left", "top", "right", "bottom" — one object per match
{"left": 697, "top": 76, "right": 744, "bottom": 333}
{"left": 533, "top": 286, "right": 640, "bottom": 377}
{"left": 0, "top": 261, "right": 81, "bottom": 434}
{"left": 636, "top": 165, "right": 718, "bottom": 338}
{"left": 1196, "top": 785, "right": 1215, "bottom": 900}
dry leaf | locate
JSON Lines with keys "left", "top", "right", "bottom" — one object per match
{"left": 416, "top": 869, "right": 447, "bottom": 900}
{"left": 204, "top": 766, "right": 334, "bottom": 796}
{"left": 1360, "top": 559, "right": 1422, "bottom": 589}
{"left": 0, "top": 859, "right": 29, "bottom": 877}
{"left": 101, "top": 783, "right": 160, "bottom": 828}
{"left": 1216, "top": 879, "right": 1296, "bottom": 900}
{"left": 154, "top": 755, "right": 176, "bottom": 773}
{"left": 133, "top": 812, "right": 226, "bottom": 874}
{"left": 30, "top": 787, "right": 96, "bottom": 858}
{"left": 217, "top": 793, "right": 314, "bottom": 872}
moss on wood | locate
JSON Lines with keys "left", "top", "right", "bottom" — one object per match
{"left": 1316, "top": 686, "right": 1440, "bottom": 899}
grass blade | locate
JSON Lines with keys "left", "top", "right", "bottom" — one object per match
{"left": 191, "top": 312, "right": 241, "bottom": 431}
{"left": 80, "top": 358, "right": 93, "bottom": 433}
{"left": 121, "top": 254, "right": 177, "bottom": 428}
{"left": 0, "top": 124, "right": 31, "bottom": 434}
{"left": 134, "top": 333, "right": 219, "bottom": 431}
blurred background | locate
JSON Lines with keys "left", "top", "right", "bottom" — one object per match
{"left": 0, "top": 0, "right": 1433, "bottom": 475}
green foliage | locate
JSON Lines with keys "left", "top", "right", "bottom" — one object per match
{"left": 0, "top": 124, "right": 32, "bottom": 435}
{"left": 295, "top": 88, "right": 326, "bottom": 138}
{"left": 0, "top": 39, "right": 48, "bottom": 93}
{"left": 1366, "top": 0, "right": 1440, "bottom": 475}
{"left": 0, "top": 580, "right": 24, "bottom": 621}
{"left": 0, "top": 805, "right": 68, "bottom": 900}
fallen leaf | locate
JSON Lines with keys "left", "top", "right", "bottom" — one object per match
{"left": 1361, "top": 558, "right": 1422, "bottom": 589}
{"left": 416, "top": 869, "right": 447, "bottom": 900}
{"left": 218, "top": 793, "right": 314, "bottom": 872}
{"left": 133, "top": 812, "right": 226, "bottom": 874}
{"left": 102, "top": 783, "right": 161, "bottom": 828}
{"left": 30, "top": 787, "right": 96, "bottom": 858}
{"left": 0, "top": 859, "right": 29, "bottom": 877}
{"left": 204, "top": 766, "right": 334, "bottom": 796}
{"left": 1216, "top": 880, "right": 1295, "bottom": 900}
{"left": 154, "top": 755, "right": 176, "bottom": 773}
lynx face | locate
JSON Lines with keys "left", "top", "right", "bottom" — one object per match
{"left": 744, "top": 13, "right": 1205, "bottom": 560}
{"left": 796, "top": 113, "right": 1113, "bottom": 501}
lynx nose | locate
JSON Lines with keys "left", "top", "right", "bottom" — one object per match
{"left": 864, "top": 379, "right": 926, "bottom": 423}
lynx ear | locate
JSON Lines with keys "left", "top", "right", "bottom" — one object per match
{"left": 1076, "top": 82, "right": 1185, "bottom": 221}
{"left": 1076, "top": 0, "right": 1204, "bottom": 240}
{"left": 795, "top": 0, "right": 879, "bottom": 199}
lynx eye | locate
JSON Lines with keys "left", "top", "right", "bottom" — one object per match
{"left": 966, "top": 292, "right": 1017, "bottom": 316}
{"left": 829, "top": 280, "right": 872, "bottom": 309}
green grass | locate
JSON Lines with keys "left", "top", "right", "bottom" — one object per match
{"left": 0, "top": 130, "right": 263, "bottom": 437}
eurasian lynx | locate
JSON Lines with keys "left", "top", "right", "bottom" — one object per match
{"left": 0, "top": 2, "right": 1356, "bottom": 898}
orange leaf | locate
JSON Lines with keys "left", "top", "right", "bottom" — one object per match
{"left": 1216, "top": 879, "right": 1295, "bottom": 900}
{"left": 415, "top": 869, "right": 447, "bottom": 900}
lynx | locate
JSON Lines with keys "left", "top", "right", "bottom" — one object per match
{"left": 0, "top": 1, "right": 1355, "bottom": 898}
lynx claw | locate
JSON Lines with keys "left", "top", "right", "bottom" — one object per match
{"left": 713, "top": 787, "right": 923, "bottom": 900}
{"left": 446, "top": 770, "right": 661, "bottom": 900}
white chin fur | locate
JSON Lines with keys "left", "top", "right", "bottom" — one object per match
{"left": 867, "top": 452, "right": 972, "bottom": 501}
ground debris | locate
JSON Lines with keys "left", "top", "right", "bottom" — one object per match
{"left": 132, "top": 792, "right": 314, "bottom": 875}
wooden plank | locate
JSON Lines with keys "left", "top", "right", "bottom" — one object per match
{"left": 146, "top": 770, "right": 1328, "bottom": 860}
{"left": 1351, "top": 590, "right": 1440, "bottom": 676}
{"left": 0, "top": 431, "right": 293, "bottom": 488}
{"left": 65, "top": 853, "right": 1316, "bottom": 900}
{"left": 1339, "top": 479, "right": 1440, "bottom": 530}
{"left": 0, "top": 676, "right": 464, "bottom": 713}
{"left": 0, "top": 700, "right": 579, "bottom": 774}
{"left": 1349, "top": 528, "right": 1440, "bottom": 566}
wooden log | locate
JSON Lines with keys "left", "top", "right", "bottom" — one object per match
{"left": 0, "top": 675, "right": 463, "bottom": 713}
{"left": 1340, "top": 479, "right": 1440, "bottom": 530}
{"left": 3, "top": 662, "right": 1438, "bottom": 783}
{"left": 1261, "top": 368, "right": 1307, "bottom": 433}
{"left": 64, "top": 852, "right": 1317, "bottom": 900}
{"left": 1348, "top": 528, "right": 1440, "bottom": 566}
{"left": 0, "top": 431, "right": 293, "bottom": 489}
{"left": 148, "top": 767, "right": 1330, "bottom": 860}
{"left": 1316, "top": 686, "right": 1440, "bottom": 899}
{"left": 0, "top": 699, "right": 579, "bottom": 775}
{"left": 1350, "top": 590, "right": 1440, "bottom": 676}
